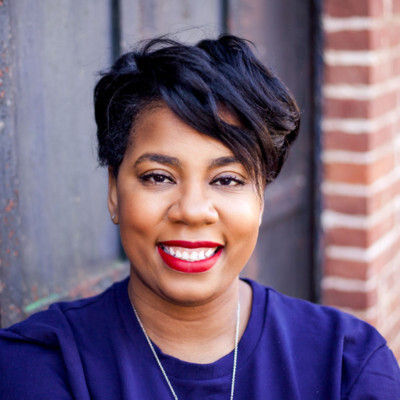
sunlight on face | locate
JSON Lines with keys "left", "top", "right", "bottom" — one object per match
{"left": 108, "top": 105, "right": 263, "bottom": 306}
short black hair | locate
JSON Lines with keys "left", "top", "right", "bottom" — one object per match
{"left": 94, "top": 34, "right": 300, "bottom": 188}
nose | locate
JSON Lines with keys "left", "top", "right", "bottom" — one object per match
{"left": 167, "top": 182, "right": 218, "bottom": 226}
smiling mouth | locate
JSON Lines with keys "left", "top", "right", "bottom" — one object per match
{"left": 157, "top": 241, "right": 223, "bottom": 273}
{"left": 159, "top": 245, "right": 219, "bottom": 262}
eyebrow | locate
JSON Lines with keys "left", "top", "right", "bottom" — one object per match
{"left": 209, "top": 156, "right": 240, "bottom": 168}
{"left": 134, "top": 153, "right": 240, "bottom": 170}
{"left": 134, "top": 153, "right": 182, "bottom": 168}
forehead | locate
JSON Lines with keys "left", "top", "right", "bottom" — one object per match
{"left": 127, "top": 105, "right": 236, "bottom": 161}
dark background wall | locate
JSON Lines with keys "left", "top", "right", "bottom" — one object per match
{"left": 0, "top": 0, "right": 318, "bottom": 327}
{"left": 229, "top": 0, "right": 317, "bottom": 300}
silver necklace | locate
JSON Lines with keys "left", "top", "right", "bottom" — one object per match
{"left": 132, "top": 301, "right": 241, "bottom": 400}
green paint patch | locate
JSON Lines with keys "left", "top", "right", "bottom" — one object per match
{"left": 23, "top": 261, "right": 129, "bottom": 314}
{"left": 24, "top": 293, "right": 63, "bottom": 314}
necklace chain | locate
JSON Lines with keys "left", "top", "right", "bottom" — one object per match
{"left": 132, "top": 301, "right": 241, "bottom": 400}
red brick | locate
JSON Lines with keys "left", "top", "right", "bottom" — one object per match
{"left": 322, "top": 2, "right": 400, "bottom": 333}
{"left": 393, "top": 52, "right": 400, "bottom": 76}
{"left": 323, "top": 288, "right": 377, "bottom": 309}
{"left": 370, "top": 234, "right": 400, "bottom": 273}
{"left": 329, "top": 128, "right": 396, "bottom": 152}
{"left": 370, "top": 61, "right": 397, "bottom": 83}
{"left": 369, "top": 182, "right": 399, "bottom": 214}
{"left": 368, "top": 123, "right": 398, "bottom": 149}
{"left": 324, "top": 258, "right": 369, "bottom": 280}
{"left": 394, "top": 0, "right": 400, "bottom": 13}
{"left": 324, "top": 194, "right": 368, "bottom": 215}
{"left": 325, "top": 65, "right": 371, "bottom": 85}
{"left": 324, "top": 131, "right": 370, "bottom": 152}
{"left": 324, "top": 153, "right": 395, "bottom": 185}
{"left": 325, "top": 213, "right": 395, "bottom": 247}
{"left": 323, "top": 126, "right": 395, "bottom": 152}
{"left": 381, "top": 304, "right": 400, "bottom": 344}
{"left": 326, "top": 227, "right": 368, "bottom": 247}
{"left": 385, "top": 271, "right": 400, "bottom": 302}
{"left": 325, "top": 30, "right": 372, "bottom": 51}
{"left": 324, "top": 91, "right": 398, "bottom": 120}
{"left": 390, "top": 22, "right": 400, "bottom": 47}
{"left": 375, "top": 24, "right": 396, "bottom": 49}
{"left": 324, "top": 0, "right": 384, "bottom": 17}
{"left": 324, "top": 162, "right": 367, "bottom": 184}
{"left": 370, "top": 91, "right": 399, "bottom": 119}
{"left": 371, "top": 214, "right": 397, "bottom": 243}
{"left": 323, "top": 178, "right": 398, "bottom": 215}
{"left": 325, "top": 27, "right": 393, "bottom": 51}
{"left": 324, "top": 235, "right": 400, "bottom": 283}
{"left": 369, "top": 152, "right": 396, "bottom": 182}
{"left": 385, "top": 270, "right": 400, "bottom": 295}
{"left": 324, "top": 61, "right": 396, "bottom": 85}
{"left": 323, "top": 123, "right": 395, "bottom": 148}
{"left": 324, "top": 98, "right": 369, "bottom": 119}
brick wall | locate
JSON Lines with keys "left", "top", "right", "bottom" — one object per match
{"left": 322, "top": 0, "right": 400, "bottom": 360}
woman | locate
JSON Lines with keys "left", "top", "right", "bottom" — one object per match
{"left": 1, "top": 35, "right": 399, "bottom": 399}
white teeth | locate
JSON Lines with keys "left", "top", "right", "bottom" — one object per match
{"left": 162, "top": 246, "right": 219, "bottom": 262}
{"left": 205, "top": 249, "right": 213, "bottom": 257}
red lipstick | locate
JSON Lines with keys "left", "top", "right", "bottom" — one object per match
{"left": 160, "top": 240, "right": 222, "bottom": 249}
{"left": 157, "top": 240, "right": 223, "bottom": 273}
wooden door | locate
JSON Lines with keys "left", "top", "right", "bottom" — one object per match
{"left": 228, "top": 0, "right": 318, "bottom": 300}
{"left": 0, "top": 0, "right": 318, "bottom": 327}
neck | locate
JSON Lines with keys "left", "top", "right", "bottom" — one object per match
{"left": 128, "top": 275, "right": 252, "bottom": 363}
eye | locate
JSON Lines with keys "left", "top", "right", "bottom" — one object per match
{"left": 211, "top": 175, "right": 245, "bottom": 187}
{"left": 139, "top": 172, "right": 175, "bottom": 185}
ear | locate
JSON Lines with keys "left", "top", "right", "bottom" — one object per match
{"left": 108, "top": 167, "right": 119, "bottom": 224}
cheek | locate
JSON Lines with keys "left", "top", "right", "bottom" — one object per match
{"left": 117, "top": 188, "right": 165, "bottom": 245}
{"left": 223, "top": 197, "right": 262, "bottom": 247}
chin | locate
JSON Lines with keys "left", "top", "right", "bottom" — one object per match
{"left": 157, "top": 273, "right": 237, "bottom": 307}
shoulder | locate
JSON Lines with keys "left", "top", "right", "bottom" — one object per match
{"left": 247, "top": 279, "right": 400, "bottom": 398}
{"left": 249, "top": 279, "right": 384, "bottom": 344}
{"left": 0, "top": 277, "right": 127, "bottom": 346}
{"left": 0, "top": 278, "right": 128, "bottom": 400}
{"left": 247, "top": 278, "right": 377, "bottom": 339}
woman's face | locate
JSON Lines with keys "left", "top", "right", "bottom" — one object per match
{"left": 109, "top": 105, "right": 263, "bottom": 306}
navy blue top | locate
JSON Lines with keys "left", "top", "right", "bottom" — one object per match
{"left": 1, "top": 278, "right": 399, "bottom": 399}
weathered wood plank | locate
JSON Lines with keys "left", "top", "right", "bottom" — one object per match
{"left": 229, "top": 0, "right": 315, "bottom": 299}
{"left": 119, "top": 0, "right": 222, "bottom": 50}
{"left": 0, "top": 0, "right": 21, "bottom": 327}
{"left": 0, "top": 0, "right": 125, "bottom": 327}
